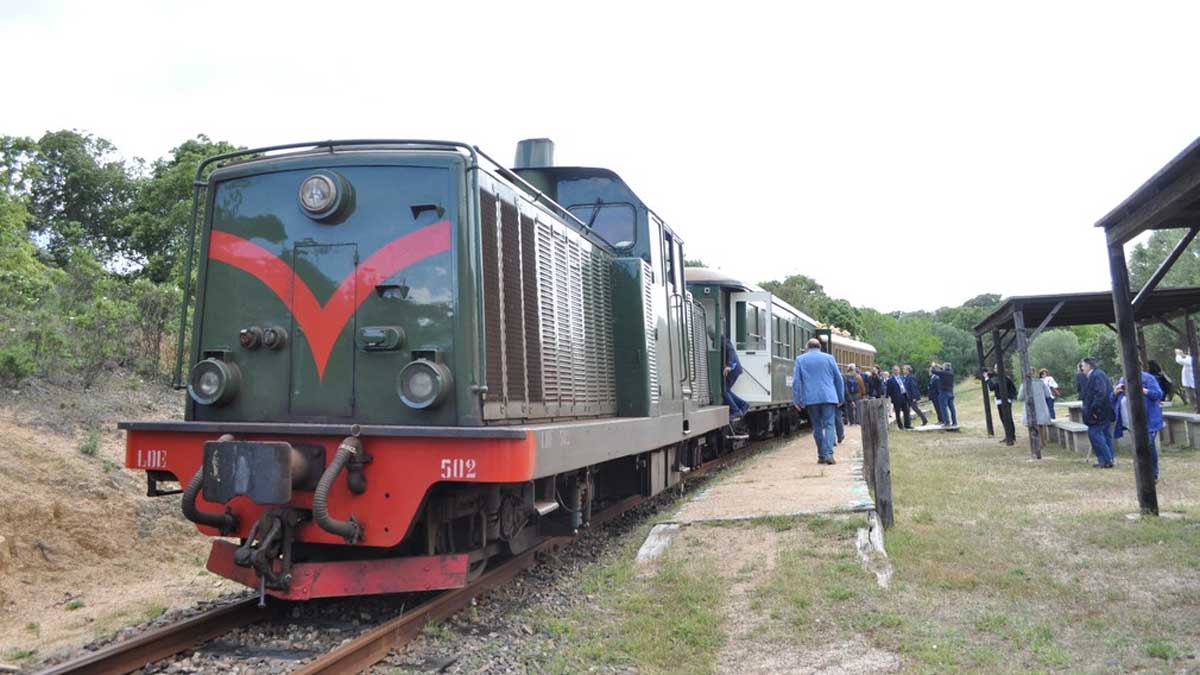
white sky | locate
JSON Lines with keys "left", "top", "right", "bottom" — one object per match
{"left": 3, "top": 0, "right": 1199, "bottom": 312}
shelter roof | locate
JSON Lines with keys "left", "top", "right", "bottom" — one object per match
{"left": 973, "top": 287, "right": 1200, "bottom": 336}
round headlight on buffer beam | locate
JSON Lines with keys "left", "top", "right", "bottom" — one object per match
{"left": 397, "top": 360, "right": 452, "bottom": 409}
{"left": 297, "top": 171, "right": 351, "bottom": 221}
{"left": 188, "top": 358, "right": 241, "bottom": 406}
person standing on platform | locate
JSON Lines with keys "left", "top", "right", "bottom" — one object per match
{"left": 844, "top": 365, "right": 863, "bottom": 425}
{"left": 1039, "top": 368, "right": 1059, "bottom": 419}
{"left": 1113, "top": 369, "right": 1164, "bottom": 481}
{"left": 1074, "top": 363, "right": 1088, "bottom": 402}
{"left": 986, "top": 368, "right": 1018, "bottom": 445}
{"left": 886, "top": 366, "right": 912, "bottom": 429}
{"left": 929, "top": 366, "right": 945, "bottom": 424}
{"left": 904, "top": 365, "right": 929, "bottom": 426}
{"left": 722, "top": 335, "right": 750, "bottom": 422}
{"left": 1174, "top": 349, "right": 1194, "bottom": 405}
{"left": 792, "top": 338, "right": 845, "bottom": 465}
{"left": 938, "top": 362, "right": 958, "bottom": 426}
{"left": 1018, "top": 368, "right": 1052, "bottom": 428}
{"left": 1080, "top": 357, "right": 1116, "bottom": 468}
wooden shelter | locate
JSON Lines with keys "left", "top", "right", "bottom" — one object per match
{"left": 973, "top": 289, "right": 1200, "bottom": 463}
{"left": 1093, "top": 137, "right": 1200, "bottom": 515}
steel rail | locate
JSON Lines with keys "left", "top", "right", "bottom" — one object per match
{"left": 33, "top": 598, "right": 268, "bottom": 675}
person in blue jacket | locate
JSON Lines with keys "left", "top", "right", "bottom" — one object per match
{"left": 1080, "top": 357, "right": 1116, "bottom": 468}
{"left": 792, "top": 338, "right": 845, "bottom": 464}
{"left": 722, "top": 335, "right": 750, "bottom": 421}
{"left": 936, "top": 362, "right": 958, "bottom": 426}
{"left": 1113, "top": 370, "right": 1164, "bottom": 480}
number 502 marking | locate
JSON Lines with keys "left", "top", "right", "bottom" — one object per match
{"left": 440, "top": 458, "right": 477, "bottom": 480}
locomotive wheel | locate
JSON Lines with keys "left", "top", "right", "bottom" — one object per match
{"left": 466, "top": 558, "right": 488, "bottom": 581}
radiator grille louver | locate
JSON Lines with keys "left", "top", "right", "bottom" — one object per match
{"left": 642, "top": 260, "right": 659, "bottom": 403}
{"left": 690, "top": 298, "right": 711, "bottom": 405}
{"left": 499, "top": 200, "right": 526, "bottom": 404}
{"left": 480, "top": 191, "right": 504, "bottom": 396}
{"left": 481, "top": 188, "right": 616, "bottom": 420}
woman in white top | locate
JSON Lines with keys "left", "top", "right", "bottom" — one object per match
{"left": 1174, "top": 349, "right": 1195, "bottom": 404}
{"left": 1039, "top": 368, "right": 1059, "bottom": 420}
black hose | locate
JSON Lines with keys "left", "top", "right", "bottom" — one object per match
{"left": 313, "top": 437, "right": 363, "bottom": 544}
{"left": 181, "top": 469, "right": 237, "bottom": 534}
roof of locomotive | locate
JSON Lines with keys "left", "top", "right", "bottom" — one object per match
{"left": 206, "top": 142, "right": 473, "bottom": 181}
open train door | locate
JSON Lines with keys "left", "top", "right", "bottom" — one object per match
{"left": 729, "top": 291, "right": 773, "bottom": 404}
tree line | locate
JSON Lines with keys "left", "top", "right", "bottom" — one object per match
{"left": 0, "top": 129, "right": 1177, "bottom": 395}
{"left": 0, "top": 130, "right": 235, "bottom": 385}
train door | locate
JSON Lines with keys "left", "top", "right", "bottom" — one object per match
{"left": 729, "top": 291, "right": 773, "bottom": 404}
{"left": 660, "top": 222, "right": 690, "bottom": 418}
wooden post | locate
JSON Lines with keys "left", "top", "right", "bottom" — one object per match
{"left": 1013, "top": 308, "right": 1042, "bottom": 459}
{"left": 1136, "top": 325, "right": 1149, "bottom": 370}
{"left": 1109, "top": 241, "right": 1158, "bottom": 515}
{"left": 859, "top": 399, "right": 876, "bottom": 492}
{"left": 976, "top": 335, "right": 994, "bottom": 436}
{"left": 860, "top": 399, "right": 893, "bottom": 529}
{"left": 1187, "top": 315, "right": 1200, "bottom": 414}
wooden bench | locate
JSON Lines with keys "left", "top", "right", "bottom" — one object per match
{"left": 1162, "top": 411, "right": 1200, "bottom": 449}
{"left": 1052, "top": 420, "right": 1090, "bottom": 454}
{"left": 1061, "top": 401, "right": 1083, "bottom": 424}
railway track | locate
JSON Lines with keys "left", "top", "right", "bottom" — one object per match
{"left": 34, "top": 435, "right": 762, "bottom": 675}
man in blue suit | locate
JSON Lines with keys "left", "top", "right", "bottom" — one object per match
{"left": 886, "top": 366, "right": 912, "bottom": 430}
{"left": 1080, "top": 357, "right": 1116, "bottom": 468}
{"left": 903, "top": 365, "right": 929, "bottom": 426}
{"left": 793, "top": 338, "right": 845, "bottom": 464}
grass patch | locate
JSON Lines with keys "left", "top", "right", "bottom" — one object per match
{"left": 24, "top": 621, "right": 39, "bottom": 637}
{"left": 6, "top": 648, "right": 36, "bottom": 661}
{"left": 1145, "top": 639, "right": 1181, "bottom": 660}
{"left": 64, "top": 599, "right": 85, "bottom": 611}
{"left": 145, "top": 605, "right": 166, "bottom": 621}
{"left": 531, "top": 543, "right": 725, "bottom": 675}
{"left": 78, "top": 430, "right": 100, "bottom": 456}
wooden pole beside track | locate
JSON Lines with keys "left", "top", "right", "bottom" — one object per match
{"left": 859, "top": 399, "right": 893, "bottom": 529}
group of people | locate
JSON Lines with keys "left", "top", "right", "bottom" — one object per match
{"left": 841, "top": 362, "right": 958, "bottom": 431}
{"left": 788, "top": 338, "right": 963, "bottom": 465}
{"left": 985, "top": 367, "right": 1061, "bottom": 445}
{"left": 986, "top": 358, "right": 1167, "bottom": 480}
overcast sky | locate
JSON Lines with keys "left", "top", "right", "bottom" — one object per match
{"left": 3, "top": 1, "right": 1199, "bottom": 312}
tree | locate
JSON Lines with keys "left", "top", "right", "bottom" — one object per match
{"left": 26, "top": 130, "right": 137, "bottom": 266}
{"left": 860, "top": 309, "right": 942, "bottom": 379}
{"left": 817, "top": 296, "right": 863, "bottom": 336}
{"left": 761, "top": 274, "right": 828, "bottom": 318}
{"left": 122, "top": 136, "right": 240, "bottom": 282}
{"left": 932, "top": 322, "right": 975, "bottom": 380}
{"left": 1028, "top": 329, "right": 1083, "bottom": 397}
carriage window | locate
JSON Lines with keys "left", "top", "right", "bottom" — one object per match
{"left": 568, "top": 202, "right": 636, "bottom": 249}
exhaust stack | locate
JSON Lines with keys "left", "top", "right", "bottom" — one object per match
{"left": 514, "top": 138, "right": 554, "bottom": 169}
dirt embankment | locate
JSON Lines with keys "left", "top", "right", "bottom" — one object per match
{"left": 0, "top": 372, "right": 237, "bottom": 664}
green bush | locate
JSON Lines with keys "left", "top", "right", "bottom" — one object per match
{"left": 79, "top": 430, "right": 100, "bottom": 456}
{"left": 0, "top": 343, "right": 35, "bottom": 385}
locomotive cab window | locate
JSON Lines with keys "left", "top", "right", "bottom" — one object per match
{"left": 568, "top": 202, "right": 636, "bottom": 249}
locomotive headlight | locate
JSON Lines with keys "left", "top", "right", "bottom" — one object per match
{"left": 297, "top": 171, "right": 351, "bottom": 220}
{"left": 188, "top": 358, "right": 242, "bottom": 406}
{"left": 299, "top": 174, "right": 336, "bottom": 212}
{"left": 398, "top": 360, "right": 452, "bottom": 409}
